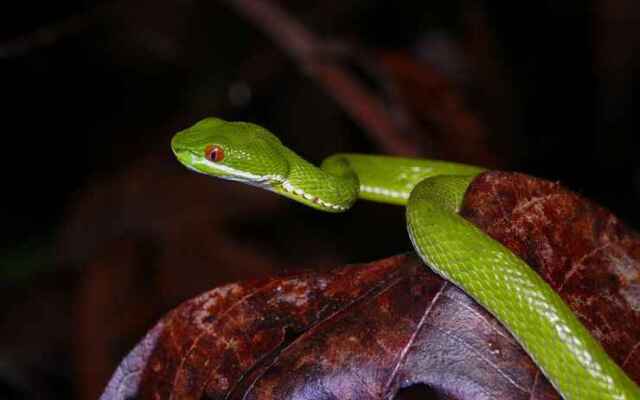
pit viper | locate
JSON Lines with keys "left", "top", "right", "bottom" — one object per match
{"left": 171, "top": 117, "right": 639, "bottom": 399}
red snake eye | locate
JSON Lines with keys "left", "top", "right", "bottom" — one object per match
{"left": 204, "top": 144, "right": 224, "bottom": 162}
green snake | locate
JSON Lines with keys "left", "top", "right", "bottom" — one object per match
{"left": 171, "top": 117, "right": 639, "bottom": 399}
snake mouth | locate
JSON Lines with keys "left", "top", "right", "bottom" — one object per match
{"left": 171, "top": 146, "right": 274, "bottom": 186}
{"left": 171, "top": 145, "right": 198, "bottom": 171}
{"left": 170, "top": 139, "right": 212, "bottom": 177}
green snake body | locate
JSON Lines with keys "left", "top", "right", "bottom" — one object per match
{"left": 171, "top": 118, "right": 639, "bottom": 399}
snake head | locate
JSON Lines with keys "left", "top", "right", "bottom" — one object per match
{"left": 171, "top": 118, "right": 289, "bottom": 185}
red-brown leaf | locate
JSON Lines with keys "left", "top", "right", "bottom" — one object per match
{"left": 460, "top": 171, "right": 640, "bottom": 384}
{"left": 102, "top": 172, "right": 640, "bottom": 399}
{"left": 101, "top": 255, "right": 550, "bottom": 399}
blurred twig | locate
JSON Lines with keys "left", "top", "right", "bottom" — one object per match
{"left": 221, "top": 0, "right": 425, "bottom": 156}
{"left": 0, "top": 2, "right": 119, "bottom": 59}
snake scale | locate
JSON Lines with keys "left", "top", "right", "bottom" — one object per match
{"left": 171, "top": 118, "right": 639, "bottom": 399}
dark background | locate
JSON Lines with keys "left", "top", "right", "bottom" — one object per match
{"left": 0, "top": 0, "right": 638, "bottom": 398}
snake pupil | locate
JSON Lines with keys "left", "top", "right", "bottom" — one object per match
{"left": 205, "top": 144, "right": 224, "bottom": 162}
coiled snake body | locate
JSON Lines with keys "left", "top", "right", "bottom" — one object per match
{"left": 171, "top": 118, "right": 639, "bottom": 399}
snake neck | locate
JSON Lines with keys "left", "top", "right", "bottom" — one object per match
{"left": 271, "top": 147, "right": 359, "bottom": 212}
{"left": 323, "top": 154, "right": 487, "bottom": 206}
{"left": 269, "top": 150, "right": 486, "bottom": 213}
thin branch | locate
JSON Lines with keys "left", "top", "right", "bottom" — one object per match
{"left": 0, "top": 3, "right": 118, "bottom": 59}
{"left": 221, "top": 0, "right": 425, "bottom": 156}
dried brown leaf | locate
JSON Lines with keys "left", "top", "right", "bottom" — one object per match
{"left": 460, "top": 171, "right": 640, "bottom": 383}
{"left": 101, "top": 254, "right": 549, "bottom": 399}
{"left": 102, "top": 172, "right": 640, "bottom": 399}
